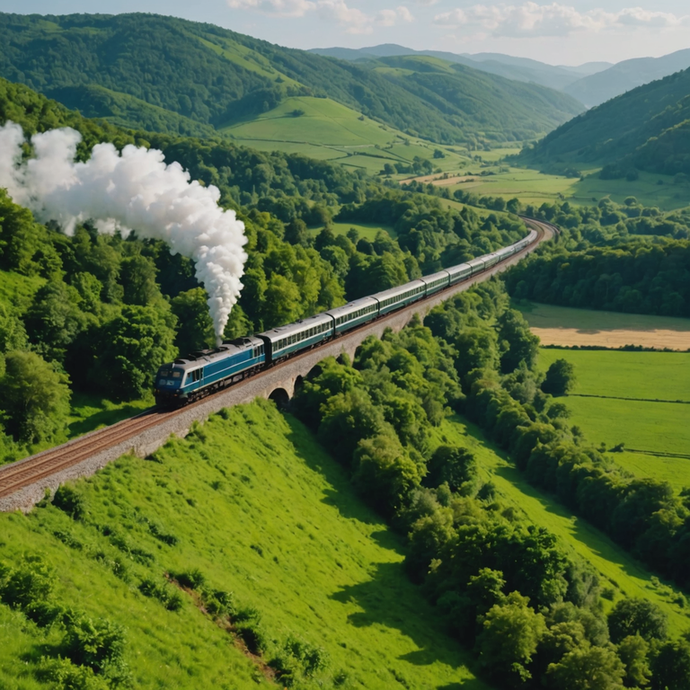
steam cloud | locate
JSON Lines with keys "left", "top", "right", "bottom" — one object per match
{"left": 0, "top": 121, "right": 247, "bottom": 342}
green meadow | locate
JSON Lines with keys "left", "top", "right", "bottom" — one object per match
{"left": 311, "top": 221, "right": 397, "bottom": 242}
{"left": 435, "top": 415, "right": 690, "bottom": 634}
{"left": 0, "top": 400, "right": 486, "bottom": 689}
{"left": 538, "top": 349, "right": 690, "bottom": 486}
{"left": 221, "top": 96, "right": 471, "bottom": 176}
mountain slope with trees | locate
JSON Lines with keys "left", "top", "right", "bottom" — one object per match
{"left": 0, "top": 12, "right": 582, "bottom": 145}
{"left": 520, "top": 67, "right": 690, "bottom": 177}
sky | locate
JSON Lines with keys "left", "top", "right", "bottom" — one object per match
{"left": 2, "top": 0, "right": 690, "bottom": 65}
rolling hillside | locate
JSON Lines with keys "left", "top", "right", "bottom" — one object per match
{"left": 564, "top": 48, "right": 690, "bottom": 107}
{"left": 0, "top": 12, "right": 582, "bottom": 146}
{"left": 311, "top": 44, "right": 609, "bottom": 91}
{"left": 520, "top": 66, "right": 690, "bottom": 176}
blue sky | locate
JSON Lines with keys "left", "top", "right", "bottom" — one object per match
{"left": 2, "top": 0, "right": 690, "bottom": 64}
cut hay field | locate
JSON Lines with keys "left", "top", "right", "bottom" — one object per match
{"left": 436, "top": 415, "right": 690, "bottom": 634}
{"left": 220, "top": 96, "right": 470, "bottom": 175}
{"left": 0, "top": 401, "right": 486, "bottom": 689}
{"left": 518, "top": 301, "right": 690, "bottom": 350}
{"left": 539, "top": 348, "right": 690, "bottom": 487}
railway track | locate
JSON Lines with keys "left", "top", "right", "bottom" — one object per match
{"left": 0, "top": 219, "right": 554, "bottom": 508}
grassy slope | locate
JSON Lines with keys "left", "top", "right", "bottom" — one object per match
{"left": 435, "top": 415, "right": 690, "bottom": 634}
{"left": 223, "top": 96, "right": 472, "bottom": 175}
{"left": 538, "top": 349, "right": 690, "bottom": 486}
{"left": 0, "top": 401, "right": 486, "bottom": 689}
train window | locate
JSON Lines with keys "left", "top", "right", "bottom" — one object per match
{"left": 189, "top": 369, "right": 203, "bottom": 382}
{"left": 171, "top": 370, "right": 182, "bottom": 379}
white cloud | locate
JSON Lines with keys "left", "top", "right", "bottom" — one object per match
{"left": 228, "top": 0, "right": 412, "bottom": 33}
{"left": 318, "top": 0, "right": 373, "bottom": 33}
{"left": 377, "top": 6, "right": 414, "bottom": 26}
{"left": 433, "top": 2, "right": 690, "bottom": 37}
{"left": 227, "top": 0, "right": 315, "bottom": 17}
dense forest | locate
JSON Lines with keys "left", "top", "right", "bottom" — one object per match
{"left": 504, "top": 199, "right": 690, "bottom": 317}
{"left": 519, "top": 66, "right": 690, "bottom": 177}
{"left": 0, "top": 12, "right": 581, "bottom": 144}
{"left": 290, "top": 279, "right": 690, "bottom": 690}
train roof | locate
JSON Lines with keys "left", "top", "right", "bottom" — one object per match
{"left": 171, "top": 336, "right": 264, "bottom": 368}
{"left": 446, "top": 262, "right": 472, "bottom": 275}
{"left": 371, "top": 279, "right": 426, "bottom": 303}
{"left": 326, "top": 296, "right": 379, "bottom": 318}
{"left": 420, "top": 270, "right": 450, "bottom": 285}
{"left": 257, "top": 311, "right": 334, "bottom": 342}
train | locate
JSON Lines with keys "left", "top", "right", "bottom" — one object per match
{"left": 154, "top": 228, "right": 539, "bottom": 406}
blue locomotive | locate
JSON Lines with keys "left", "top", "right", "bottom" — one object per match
{"left": 154, "top": 229, "right": 538, "bottom": 406}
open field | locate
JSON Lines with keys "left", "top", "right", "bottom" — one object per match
{"left": 519, "top": 301, "right": 690, "bottom": 350}
{"left": 401, "top": 162, "right": 689, "bottom": 211}
{"left": 222, "top": 96, "right": 471, "bottom": 176}
{"left": 436, "top": 415, "right": 690, "bottom": 633}
{"left": 0, "top": 401, "right": 485, "bottom": 689}
{"left": 311, "top": 220, "right": 397, "bottom": 242}
{"left": 538, "top": 348, "right": 690, "bottom": 486}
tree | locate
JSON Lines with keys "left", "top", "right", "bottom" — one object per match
{"left": 617, "top": 635, "right": 651, "bottom": 688}
{"left": 546, "top": 643, "right": 625, "bottom": 690}
{"left": 650, "top": 640, "right": 690, "bottom": 690}
{"left": 171, "top": 288, "right": 215, "bottom": 354}
{"left": 542, "top": 359, "right": 576, "bottom": 396}
{"left": 476, "top": 591, "right": 546, "bottom": 686}
{"left": 24, "top": 281, "right": 87, "bottom": 361}
{"left": 496, "top": 309, "right": 539, "bottom": 373}
{"left": 352, "top": 433, "right": 421, "bottom": 517}
{"left": 0, "top": 351, "right": 71, "bottom": 443}
{"left": 88, "top": 305, "right": 178, "bottom": 401}
{"left": 119, "top": 254, "right": 160, "bottom": 305}
{"left": 424, "top": 445, "right": 477, "bottom": 493}
{"left": 608, "top": 598, "right": 668, "bottom": 644}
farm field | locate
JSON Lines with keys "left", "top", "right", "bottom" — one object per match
{"left": 436, "top": 415, "right": 690, "bottom": 634}
{"left": 518, "top": 301, "right": 690, "bottom": 350}
{"left": 0, "top": 401, "right": 486, "bottom": 689}
{"left": 221, "top": 96, "right": 470, "bottom": 175}
{"left": 538, "top": 348, "right": 690, "bottom": 486}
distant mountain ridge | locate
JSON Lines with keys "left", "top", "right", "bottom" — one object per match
{"left": 310, "top": 44, "right": 611, "bottom": 91}
{"left": 0, "top": 12, "right": 583, "bottom": 146}
{"left": 312, "top": 43, "right": 690, "bottom": 109}
{"left": 564, "top": 48, "right": 690, "bottom": 107}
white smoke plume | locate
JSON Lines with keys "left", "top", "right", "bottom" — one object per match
{"left": 0, "top": 121, "right": 247, "bottom": 342}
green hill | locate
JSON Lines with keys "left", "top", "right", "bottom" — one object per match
{"left": 0, "top": 12, "right": 582, "bottom": 146}
{"left": 521, "top": 67, "right": 690, "bottom": 176}
{"left": 0, "top": 401, "right": 487, "bottom": 689}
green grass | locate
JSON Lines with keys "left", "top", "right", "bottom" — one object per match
{"left": 434, "top": 414, "right": 690, "bottom": 634}
{"left": 518, "top": 301, "right": 690, "bottom": 338}
{"left": 311, "top": 221, "right": 396, "bottom": 242}
{"left": 67, "top": 392, "right": 154, "bottom": 437}
{"left": 221, "top": 97, "right": 471, "bottom": 177}
{"left": 0, "top": 400, "right": 486, "bottom": 689}
{"left": 537, "top": 349, "right": 690, "bottom": 485}
{"left": 539, "top": 349, "right": 690, "bottom": 402}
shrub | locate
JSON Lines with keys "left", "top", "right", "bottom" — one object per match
{"left": 62, "top": 612, "right": 126, "bottom": 673}
{"left": 53, "top": 485, "right": 86, "bottom": 520}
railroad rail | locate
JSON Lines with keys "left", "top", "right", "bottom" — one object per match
{"left": 0, "top": 218, "right": 555, "bottom": 512}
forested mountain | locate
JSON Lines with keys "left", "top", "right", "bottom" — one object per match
{"left": 0, "top": 12, "right": 582, "bottom": 145}
{"left": 520, "top": 67, "right": 690, "bottom": 176}
{"left": 310, "top": 44, "right": 609, "bottom": 91}
{"left": 564, "top": 48, "right": 690, "bottom": 107}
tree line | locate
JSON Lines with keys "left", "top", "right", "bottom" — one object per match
{"left": 289, "top": 278, "right": 690, "bottom": 689}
